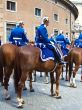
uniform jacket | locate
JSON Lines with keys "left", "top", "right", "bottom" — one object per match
{"left": 55, "top": 34, "right": 70, "bottom": 49}
{"left": 74, "top": 38, "right": 82, "bottom": 47}
{"left": 35, "top": 24, "right": 50, "bottom": 44}
{"left": 78, "top": 33, "right": 82, "bottom": 39}
{"left": 9, "top": 26, "right": 29, "bottom": 46}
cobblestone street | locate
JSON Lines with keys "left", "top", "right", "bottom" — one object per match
{"left": 0, "top": 69, "right": 82, "bottom": 110}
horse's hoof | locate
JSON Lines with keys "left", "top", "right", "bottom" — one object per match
{"left": 44, "top": 81, "right": 49, "bottom": 84}
{"left": 73, "top": 84, "right": 77, "bottom": 88}
{"left": 69, "top": 83, "right": 73, "bottom": 87}
{"left": 40, "top": 75, "right": 42, "bottom": 77}
{"left": 65, "top": 79, "right": 68, "bottom": 81}
{"left": 61, "top": 77, "right": 64, "bottom": 80}
{"left": 50, "top": 93, "right": 56, "bottom": 97}
{"left": 22, "top": 100, "right": 25, "bottom": 104}
{"left": 80, "top": 80, "right": 82, "bottom": 82}
{"left": 32, "top": 80, "right": 36, "bottom": 82}
{"left": 1, "top": 82, "right": 4, "bottom": 86}
{"left": 17, "top": 105, "right": 23, "bottom": 109}
{"left": 5, "top": 96, "right": 11, "bottom": 100}
{"left": 54, "top": 95, "right": 62, "bottom": 99}
{"left": 30, "top": 88, "right": 34, "bottom": 92}
{"left": 23, "top": 87, "right": 27, "bottom": 91}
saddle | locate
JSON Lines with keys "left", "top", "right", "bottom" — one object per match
{"left": 35, "top": 43, "right": 55, "bottom": 61}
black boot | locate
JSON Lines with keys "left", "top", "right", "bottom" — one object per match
{"left": 53, "top": 49, "right": 64, "bottom": 64}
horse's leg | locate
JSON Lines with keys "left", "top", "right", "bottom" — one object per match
{"left": 50, "top": 72, "right": 55, "bottom": 96}
{"left": 80, "top": 65, "right": 82, "bottom": 82}
{"left": 23, "top": 82, "right": 27, "bottom": 90}
{"left": 40, "top": 72, "right": 42, "bottom": 77}
{"left": 4, "top": 66, "right": 13, "bottom": 100}
{"left": 0, "top": 66, "right": 4, "bottom": 86}
{"left": 65, "top": 63, "right": 69, "bottom": 81}
{"left": 69, "top": 62, "right": 73, "bottom": 86}
{"left": 55, "top": 65, "right": 62, "bottom": 99}
{"left": 72, "top": 64, "right": 80, "bottom": 88}
{"left": 29, "top": 72, "right": 34, "bottom": 92}
{"left": 32, "top": 71, "right": 36, "bottom": 82}
{"left": 61, "top": 66, "right": 64, "bottom": 80}
{"left": 17, "top": 72, "right": 28, "bottom": 108}
{"left": 44, "top": 72, "right": 49, "bottom": 84}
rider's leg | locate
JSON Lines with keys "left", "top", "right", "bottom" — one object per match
{"left": 47, "top": 44, "right": 64, "bottom": 64}
{"left": 53, "top": 48, "right": 64, "bottom": 64}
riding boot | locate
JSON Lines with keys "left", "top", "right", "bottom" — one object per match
{"left": 53, "top": 49, "right": 64, "bottom": 64}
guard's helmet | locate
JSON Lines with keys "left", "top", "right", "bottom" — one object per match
{"left": 42, "top": 17, "right": 49, "bottom": 24}
{"left": 16, "top": 21, "right": 24, "bottom": 26}
{"left": 60, "top": 30, "right": 63, "bottom": 34}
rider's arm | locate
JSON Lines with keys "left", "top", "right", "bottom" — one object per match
{"left": 64, "top": 36, "right": 70, "bottom": 45}
{"left": 8, "top": 32, "right": 13, "bottom": 42}
{"left": 22, "top": 29, "right": 29, "bottom": 43}
{"left": 39, "top": 27, "right": 50, "bottom": 43}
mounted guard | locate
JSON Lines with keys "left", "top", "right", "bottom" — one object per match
{"left": 55, "top": 30, "right": 71, "bottom": 56}
{"left": 35, "top": 17, "right": 64, "bottom": 64}
{"left": 9, "top": 21, "right": 29, "bottom": 46}
{"left": 74, "top": 32, "right": 82, "bottom": 48}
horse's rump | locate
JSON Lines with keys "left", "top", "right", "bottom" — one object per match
{"left": 18, "top": 45, "right": 55, "bottom": 72}
{"left": 0, "top": 43, "right": 18, "bottom": 66}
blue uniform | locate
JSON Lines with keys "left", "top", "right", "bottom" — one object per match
{"left": 35, "top": 24, "right": 50, "bottom": 43}
{"left": 35, "top": 24, "right": 57, "bottom": 50}
{"left": 78, "top": 33, "right": 82, "bottom": 39}
{"left": 55, "top": 34, "right": 70, "bottom": 48}
{"left": 35, "top": 24, "right": 63, "bottom": 60}
{"left": 74, "top": 38, "right": 82, "bottom": 48}
{"left": 74, "top": 33, "right": 82, "bottom": 48}
{"left": 0, "top": 40, "right": 1, "bottom": 45}
{"left": 55, "top": 33, "right": 70, "bottom": 55}
{"left": 74, "top": 39, "right": 79, "bottom": 47}
{"left": 9, "top": 26, "right": 29, "bottom": 46}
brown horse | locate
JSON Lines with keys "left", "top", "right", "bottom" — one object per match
{"left": 14, "top": 44, "right": 62, "bottom": 108}
{"left": 0, "top": 43, "right": 19, "bottom": 99}
{"left": 61, "top": 41, "right": 75, "bottom": 81}
{"left": 0, "top": 43, "right": 34, "bottom": 100}
{"left": 67, "top": 47, "right": 82, "bottom": 87}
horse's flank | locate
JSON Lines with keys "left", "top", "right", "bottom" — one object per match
{"left": 19, "top": 45, "right": 55, "bottom": 72}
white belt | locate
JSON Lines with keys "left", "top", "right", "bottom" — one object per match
{"left": 13, "top": 38, "right": 22, "bottom": 40}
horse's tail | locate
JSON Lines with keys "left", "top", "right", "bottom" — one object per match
{"left": 13, "top": 48, "right": 21, "bottom": 92}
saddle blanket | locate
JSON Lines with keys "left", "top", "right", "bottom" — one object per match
{"left": 40, "top": 47, "right": 55, "bottom": 61}
{"left": 35, "top": 43, "right": 69, "bottom": 61}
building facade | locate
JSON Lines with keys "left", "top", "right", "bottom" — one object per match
{"left": 72, "top": 1, "right": 82, "bottom": 38}
{"left": 0, "top": 0, "right": 78, "bottom": 43}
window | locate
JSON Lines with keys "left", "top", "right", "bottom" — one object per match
{"left": 54, "top": 14, "right": 58, "bottom": 21}
{"left": 52, "top": 0, "right": 57, "bottom": 4}
{"left": 6, "top": 23, "right": 16, "bottom": 41}
{"left": 7, "top": 1, "right": 16, "bottom": 11}
{"left": 65, "top": 18, "right": 68, "bottom": 24}
{"left": 35, "top": 8, "right": 41, "bottom": 16}
{"left": 53, "top": 29, "right": 59, "bottom": 37}
{"left": 55, "top": 0, "right": 57, "bottom": 4}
